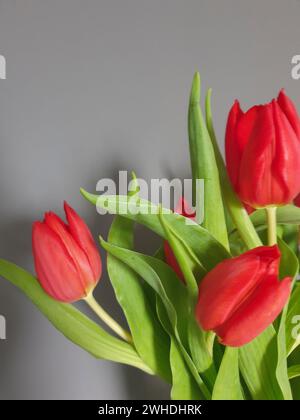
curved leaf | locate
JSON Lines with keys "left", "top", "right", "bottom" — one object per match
{"left": 153, "top": 230, "right": 216, "bottom": 388}
{"left": 288, "top": 365, "right": 300, "bottom": 380}
{"left": 188, "top": 73, "right": 229, "bottom": 250}
{"left": 249, "top": 205, "right": 300, "bottom": 229}
{"left": 158, "top": 211, "right": 200, "bottom": 299}
{"left": 107, "top": 215, "right": 171, "bottom": 381}
{"left": 188, "top": 317, "right": 216, "bottom": 390}
{"left": 169, "top": 339, "right": 203, "bottom": 400}
{"left": 212, "top": 348, "right": 244, "bottom": 400}
{"left": 287, "top": 284, "right": 300, "bottom": 355}
{"left": 239, "top": 327, "right": 284, "bottom": 400}
{"left": 80, "top": 191, "right": 230, "bottom": 272}
{"left": 0, "top": 259, "right": 152, "bottom": 373}
{"left": 275, "top": 239, "right": 298, "bottom": 400}
{"left": 100, "top": 238, "right": 212, "bottom": 399}
{"left": 156, "top": 298, "right": 203, "bottom": 400}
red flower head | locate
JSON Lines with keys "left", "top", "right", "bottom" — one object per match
{"left": 32, "top": 202, "right": 101, "bottom": 303}
{"left": 196, "top": 245, "right": 291, "bottom": 347}
{"left": 225, "top": 90, "right": 300, "bottom": 208}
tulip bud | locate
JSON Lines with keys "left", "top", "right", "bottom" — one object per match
{"left": 32, "top": 202, "right": 102, "bottom": 303}
{"left": 225, "top": 90, "right": 300, "bottom": 208}
{"left": 164, "top": 197, "right": 195, "bottom": 282}
{"left": 196, "top": 245, "right": 291, "bottom": 347}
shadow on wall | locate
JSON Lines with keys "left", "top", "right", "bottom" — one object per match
{"left": 0, "top": 163, "right": 171, "bottom": 399}
{"left": 121, "top": 365, "right": 170, "bottom": 400}
{"left": 0, "top": 217, "right": 35, "bottom": 399}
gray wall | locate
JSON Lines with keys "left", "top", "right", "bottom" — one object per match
{"left": 0, "top": 0, "right": 299, "bottom": 399}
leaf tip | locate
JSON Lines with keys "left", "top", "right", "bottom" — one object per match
{"left": 190, "top": 71, "right": 201, "bottom": 105}
{"left": 80, "top": 188, "right": 98, "bottom": 205}
{"left": 99, "top": 235, "right": 106, "bottom": 247}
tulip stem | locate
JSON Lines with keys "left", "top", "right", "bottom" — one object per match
{"left": 266, "top": 207, "right": 277, "bottom": 246}
{"left": 84, "top": 292, "right": 133, "bottom": 344}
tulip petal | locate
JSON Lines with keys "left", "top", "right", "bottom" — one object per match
{"left": 277, "top": 89, "right": 300, "bottom": 140}
{"left": 242, "top": 244, "right": 280, "bottom": 275}
{"left": 174, "top": 197, "right": 196, "bottom": 219}
{"left": 64, "top": 202, "right": 102, "bottom": 282}
{"left": 44, "top": 212, "right": 95, "bottom": 290}
{"left": 271, "top": 100, "right": 300, "bottom": 203}
{"left": 225, "top": 100, "right": 245, "bottom": 189}
{"left": 238, "top": 101, "right": 300, "bottom": 206}
{"left": 197, "top": 254, "right": 261, "bottom": 330}
{"left": 32, "top": 222, "right": 86, "bottom": 302}
{"left": 215, "top": 275, "right": 291, "bottom": 347}
{"left": 196, "top": 245, "right": 281, "bottom": 331}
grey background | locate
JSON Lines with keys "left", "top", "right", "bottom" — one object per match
{"left": 0, "top": 0, "right": 299, "bottom": 400}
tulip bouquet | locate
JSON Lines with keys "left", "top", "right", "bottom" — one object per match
{"left": 1, "top": 72, "right": 300, "bottom": 400}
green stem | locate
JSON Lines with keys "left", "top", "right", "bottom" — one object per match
{"left": 84, "top": 292, "right": 133, "bottom": 344}
{"left": 266, "top": 207, "right": 277, "bottom": 246}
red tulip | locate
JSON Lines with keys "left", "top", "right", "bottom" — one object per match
{"left": 225, "top": 90, "right": 300, "bottom": 208}
{"left": 164, "top": 197, "right": 195, "bottom": 282}
{"left": 196, "top": 245, "right": 291, "bottom": 347}
{"left": 294, "top": 193, "right": 300, "bottom": 208}
{"left": 32, "top": 202, "right": 102, "bottom": 303}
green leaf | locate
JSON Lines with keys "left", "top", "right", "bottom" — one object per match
{"left": 288, "top": 350, "right": 300, "bottom": 399}
{"left": 107, "top": 215, "right": 172, "bottom": 382}
{"left": 156, "top": 297, "right": 203, "bottom": 400}
{"left": 169, "top": 338, "right": 203, "bottom": 400}
{"left": 249, "top": 205, "right": 300, "bottom": 229}
{"left": 188, "top": 317, "right": 216, "bottom": 390}
{"left": 286, "top": 284, "right": 300, "bottom": 355}
{"left": 205, "top": 88, "right": 261, "bottom": 250}
{"left": 152, "top": 224, "right": 216, "bottom": 388}
{"left": 281, "top": 224, "right": 299, "bottom": 256}
{"left": 0, "top": 259, "right": 152, "bottom": 373}
{"left": 288, "top": 365, "right": 300, "bottom": 380}
{"left": 274, "top": 239, "right": 298, "bottom": 400}
{"left": 212, "top": 348, "right": 244, "bottom": 400}
{"left": 230, "top": 223, "right": 299, "bottom": 257}
{"left": 158, "top": 210, "right": 200, "bottom": 299}
{"left": 188, "top": 73, "right": 229, "bottom": 250}
{"left": 239, "top": 327, "right": 284, "bottom": 400}
{"left": 100, "top": 238, "right": 212, "bottom": 399}
{"left": 81, "top": 191, "right": 230, "bottom": 273}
